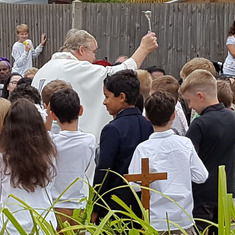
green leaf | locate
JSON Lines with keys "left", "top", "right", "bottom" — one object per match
{"left": 2, "top": 208, "right": 27, "bottom": 235}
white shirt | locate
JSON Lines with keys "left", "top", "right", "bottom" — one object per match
{"left": 0, "top": 155, "right": 57, "bottom": 234}
{"left": 223, "top": 35, "right": 235, "bottom": 75}
{"left": 12, "top": 39, "right": 43, "bottom": 76}
{"left": 171, "top": 101, "right": 188, "bottom": 136}
{"left": 32, "top": 52, "right": 137, "bottom": 141}
{"left": 51, "top": 131, "right": 96, "bottom": 209}
{"left": 128, "top": 130, "right": 208, "bottom": 231}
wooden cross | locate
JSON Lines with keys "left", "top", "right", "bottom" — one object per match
{"left": 124, "top": 158, "right": 167, "bottom": 211}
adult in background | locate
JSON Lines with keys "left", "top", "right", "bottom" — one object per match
{"left": 223, "top": 20, "right": 235, "bottom": 76}
{"left": 32, "top": 29, "right": 158, "bottom": 140}
{"left": 0, "top": 57, "right": 11, "bottom": 84}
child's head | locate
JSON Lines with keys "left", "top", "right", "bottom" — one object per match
{"left": 180, "top": 58, "right": 216, "bottom": 81}
{"left": 0, "top": 57, "right": 11, "bottom": 81}
{"left": 50, "top": 88, "right": 81, "bottom": 124}
{"left": 145, "top": 90, "right": 175, "bottom": 127}
{"left": 16, "top": 24, "right": 29, "bottom": 34}
{"left": 179, "top": 69, "right": 218, "bottom": 114}
{"left": 151, "top": 75, "right": 179, "bottom": 102}
{"left": 103, "top": 69, "right": 140, "bottom": 116}
{"left": 136, "top": 69, "right": 152, "bottom": 101}
{"left": 16, "top": 24, "right": 29, "bottom": 43}
{"left": 24, "top": 67, "right": 39, "bottom": 79}
{"left": 41, "top": 80, "right": 72, "bottom": 106}
{"left": 0, "top": 98, "right": 10, "bottom": 134}
{"left": 9, "top": 84, "right": 41, "bottom": 105}
{"left": 217, "top": 80, "right": 233, "bottom": 108}
{"left": 145, "top": 66, "right": 166, "bottom": 80}
{"left": 0, "top": 98, "right": 56, "bottom": 192}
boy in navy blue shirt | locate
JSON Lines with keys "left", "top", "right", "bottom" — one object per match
{"left": 92, "top": 69, "right": 153, "bottom": 223}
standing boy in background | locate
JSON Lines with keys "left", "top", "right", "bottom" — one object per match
{"left": 180, "top": 69, "right": 235, "bottom": 234}
{"left": 92, "top": 69, "right": 153, "bottom": 223}
{"left": 12, "top": 24, "right": 46, "bottom": 76}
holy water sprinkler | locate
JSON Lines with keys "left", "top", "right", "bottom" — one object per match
{"left": 142, "top": 10, "right": 152, "bottom": 32}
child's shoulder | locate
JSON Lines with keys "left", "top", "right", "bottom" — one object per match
{"left": 53, "top": 130, "right": 96, "bottom": 144}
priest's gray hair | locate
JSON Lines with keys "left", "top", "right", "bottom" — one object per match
{"left": 59, "top": 29, "right": 97, "bottom": 52}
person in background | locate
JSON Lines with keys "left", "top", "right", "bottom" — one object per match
{"left": 1, "top": 72, "right": 22, "bottom": 99}
{"left": 223, "top": 20, "right": 235, "bottom": 76}
{"left": 12, "top": 24, "right": 46, "bottom": 76}
{"left": 0, "top": 57, "right": 11, "bottom": 84}
{"left": 145, "top": 65, "right": 165, "bottom": 80}
{"left": 0, "top": 98, "right": 10, "bottom": 134}
{"left": 24, "top": 67, "right": 39, "bottom": 79}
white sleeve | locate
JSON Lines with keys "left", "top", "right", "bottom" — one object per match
{"left": 190, "top": 143, "right": 208, "bottom": 183}
{"left": 226, "top": 36, "right": 235, "bottom": 46}
{"left": 128, "top": 147, "right": 142, "bottom": 192}
{"left": 105, "top": 57, "right": 137, "bottom": 75}
{"left": 31, "top": 43, "right": 43, "bottom": 58}
{"left": 12, "top": 45, "right": 29, "bottom": 68}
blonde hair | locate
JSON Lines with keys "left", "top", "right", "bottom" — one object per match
{"left": 180, "top": 69, "right": 217, "bottom": 98}
{"left": 0, "top": 98, "right": 11, "bottom": 134}
{"left": 180, "top": 58, "right": 216, "bottom": 81}
{"left": 24, "top": 67, "right": 38, "bottom": 78}
{"left": 151, "top": 75, "right": 179, "bottom": 102}
{"left": 16, "top": 24, "right": 29, "bottom": 34}
{"left": 136, "top": 69, "right": 152, "bottom": 101}
{"left": 59, "top": 29, "right": 97, "bottom": 52}
{"left": 42, "top": 80, "right": 72, "bottom": 105}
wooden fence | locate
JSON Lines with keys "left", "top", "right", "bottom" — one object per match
{"left": 0, "top": 2, "right": 234, "bottom": 78}
{"left": 0, "top": 3, "right": 72, "bottom": 69}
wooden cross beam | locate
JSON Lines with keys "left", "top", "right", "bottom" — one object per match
{"left": 124, "top": 158, "right": 167, "bottom": 211}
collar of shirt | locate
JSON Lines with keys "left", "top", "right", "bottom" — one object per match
{"left": 149, "top": 129, "right": 175, "bottom": 139}
{"left": 201, "top": 103, "right": 224, "bottom": 116}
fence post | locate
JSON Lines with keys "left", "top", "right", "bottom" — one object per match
{"left": 72, "top": 1, "right": 83, "bottom": 29}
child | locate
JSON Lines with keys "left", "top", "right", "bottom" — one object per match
{"left": 216, "top": 79, "right": 233, "bottom": 109}
{"left": 136, "top": 69, "right": 152, "bottom": 101}
{"left": 0, "top": 99, "right": 57, "bottom": 233}
{"left": 24, "top": 67, "right": 39, "bottom": 79}
{"left": 12, "top": 24, "right": 46, "bottom": 76}
{"left": 92, "top": 69, "right": 153, "bottom": 222}
{"left": 41, "top": 80, "right": 72, "bottom": 133}
{"left": 0, "top": 98, "right": 10, "bottom": 133}
{"left": 49, "top": 88, "right": 96, "bottom": 226}
{"left": 128, "top": 90, "right": 208, "bottom": 234}
{"left": 180, "top": 69, "right": 235, "bottom": 234}
{"left": 151, "top": 75, "right": 188, "bottom": 136}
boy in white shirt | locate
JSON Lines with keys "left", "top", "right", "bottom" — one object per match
{"left": 49, "top": 88, "right": 96, "bottom": 226}
{"left": 12, "top": 24, "right": 46, "bottom": 76}
{"left": 128, "top": 90, "right": 208, "bottom": 234}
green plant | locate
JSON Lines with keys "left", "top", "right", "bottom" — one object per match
{"left": 0, "top": 166, "right": 234, "bottom": 234}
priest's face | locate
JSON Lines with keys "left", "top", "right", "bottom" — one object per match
{"left": 84, "top": 40, "right": 98, "bottom": 63}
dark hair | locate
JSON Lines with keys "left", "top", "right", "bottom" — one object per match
{"left": 145, "top": 90, "right": 176, "bottom": 127}
{"left": 0, "top": 99, "right": 56, "bottom": 192}
{"left": 103, "top": 69, "right": 140, "bottom": 105}
{"left": 228, "top": 20, "right": 235, "bottom": 36}
{"left": 9, "top": 84, "right": 41, "bottom": 104}
{"left": 145, "top": 66, "right": 166, "bottom": 75}
{"left": 17, "top": 77, "right": 33, "bottom": 86}
{"left": 135, "top": 93, "right": 144, "bottom": 113}
{"left": 50, "top": 88, "right": 80, "bottom": 123}
{"left": 1, "top": 73, "right": 22, "bottom": 99}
